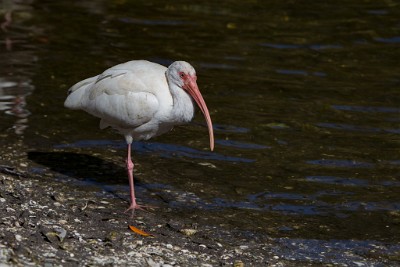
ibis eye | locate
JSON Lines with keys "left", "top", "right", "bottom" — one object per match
{"left": 179, "top": 72, "right": 185, "bottom": 78}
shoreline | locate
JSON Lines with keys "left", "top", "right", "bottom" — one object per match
{"left": 0, "top": 164, "right": 288, "bottom": 266}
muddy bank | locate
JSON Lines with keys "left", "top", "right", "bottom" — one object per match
{"left": 0, "top": 162, "right": 286, "bottom": 266}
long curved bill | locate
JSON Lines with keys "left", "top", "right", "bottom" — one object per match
{"left": 186, "top": 78, "right": 214, "bottom": 151}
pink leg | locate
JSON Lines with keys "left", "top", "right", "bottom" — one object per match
{"left": 125, "top": 143, "right": 139, "bottom": 211}
{"left": 125, "top": 143, "right": 151, "bottom": 215}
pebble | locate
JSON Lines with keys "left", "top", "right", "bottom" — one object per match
{"left": 180, "top": 229, "right": 197, "bottom": 236}
{"left": 6, "top": 207, "right": 15, "bottom": 212}
{"left": 234, "top": 260, "right": 244, "bottom": 267}
{"left": 15, "top": 234, "right": 22, "bottom": 242}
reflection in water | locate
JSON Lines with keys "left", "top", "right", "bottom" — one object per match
{"left": 0, "top": 76, "right": 33, "bottom": 134}
{"left": 0, "top": 0, "right": 35, "bottom": 135}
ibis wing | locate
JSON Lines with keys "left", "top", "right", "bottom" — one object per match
{"left": 83, "top": 69, "right": 160, "bottom": 128}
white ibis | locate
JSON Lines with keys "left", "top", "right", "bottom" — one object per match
{"left": 64, "top": 60, "right": 214, "bottom": 213}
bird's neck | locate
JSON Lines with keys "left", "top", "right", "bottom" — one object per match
{"left": 168, "top": 83, "right": 194, "bottom": 124}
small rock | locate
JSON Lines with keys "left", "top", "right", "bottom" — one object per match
{"left": 59, "top": 241, "right": 75, "bottom": 251}
{"left": 6, "top": 207, "right": 15, "bottom": 213}
{"left": 43, "top": 231, "right": 60, "bottom": 244}
{"left": 15, "top": 234, "right": 22, "bottom": 242}
{"left": 234, "top": 248, "right": 242, "bottom": 254}
{"left": 105, "top": 231, "right": 119, "bottom": 242}
{"left": 180, "top": 229, "right": 197, "bottom": 236}
{"left": 234, "top": 260, "right": 244, "bottom": 267}
{"left": 145, "top": 258, "right": 160, "bottom": 267}
{"left": 54, "top": 227, "right": 67, "bottom": 242}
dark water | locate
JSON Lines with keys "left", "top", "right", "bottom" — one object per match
{"left": 1, "top": 0, "right": 399, "bottom": 265}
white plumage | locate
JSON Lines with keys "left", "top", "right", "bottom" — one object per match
{"left": 64, "top": 60, "right": 214, "bottom": 213}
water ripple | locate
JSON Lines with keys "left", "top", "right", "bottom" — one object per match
{"left": 119, "top": 17, "right": 190, "bottom": 26}
{"left": 276, "top": 69, "right": 327, "bottom": 77}
{"left": 332, "top": 105, "right": 400, "bottom": 113}
{"left": 306, "top": 176, "right": 369, "bottom": 186}
{"left": 375, "top": 36, "right": 400, "bottom": 43}
{"left": 261, "top": 43, "right": 342, "bottom": 50}
{"left": 316, "top": 122, "right": 400, "bottom": 134}
{"left": 215, "top": 139, "right": 270, "bottom": 149}
{"left": 306, "top": 159, "right": 374, "bottom": 168}
{"left": 305, "top": 176, "right": 400, "bottom": 187}
{"left": 213, "top": 124, "right": 250, "bottom": 133}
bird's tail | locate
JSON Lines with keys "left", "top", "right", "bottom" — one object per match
{"left": 64, "top": 76, "right": 97, "bottom": 110}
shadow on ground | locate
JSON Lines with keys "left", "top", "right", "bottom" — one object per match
{"left": 27, "top": 151, "right": 134, "bottom": 185}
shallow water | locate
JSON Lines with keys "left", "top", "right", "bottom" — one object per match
{"left": 1, "top": 0, "right": 399, "bottom": 265}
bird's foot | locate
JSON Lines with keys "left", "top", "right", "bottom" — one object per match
{"left": 124, "top": 203, "right": 156, "bottom": 217}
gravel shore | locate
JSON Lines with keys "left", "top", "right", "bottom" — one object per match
{"left": 0, "top": 163, "right": 290, "bottom": 267}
